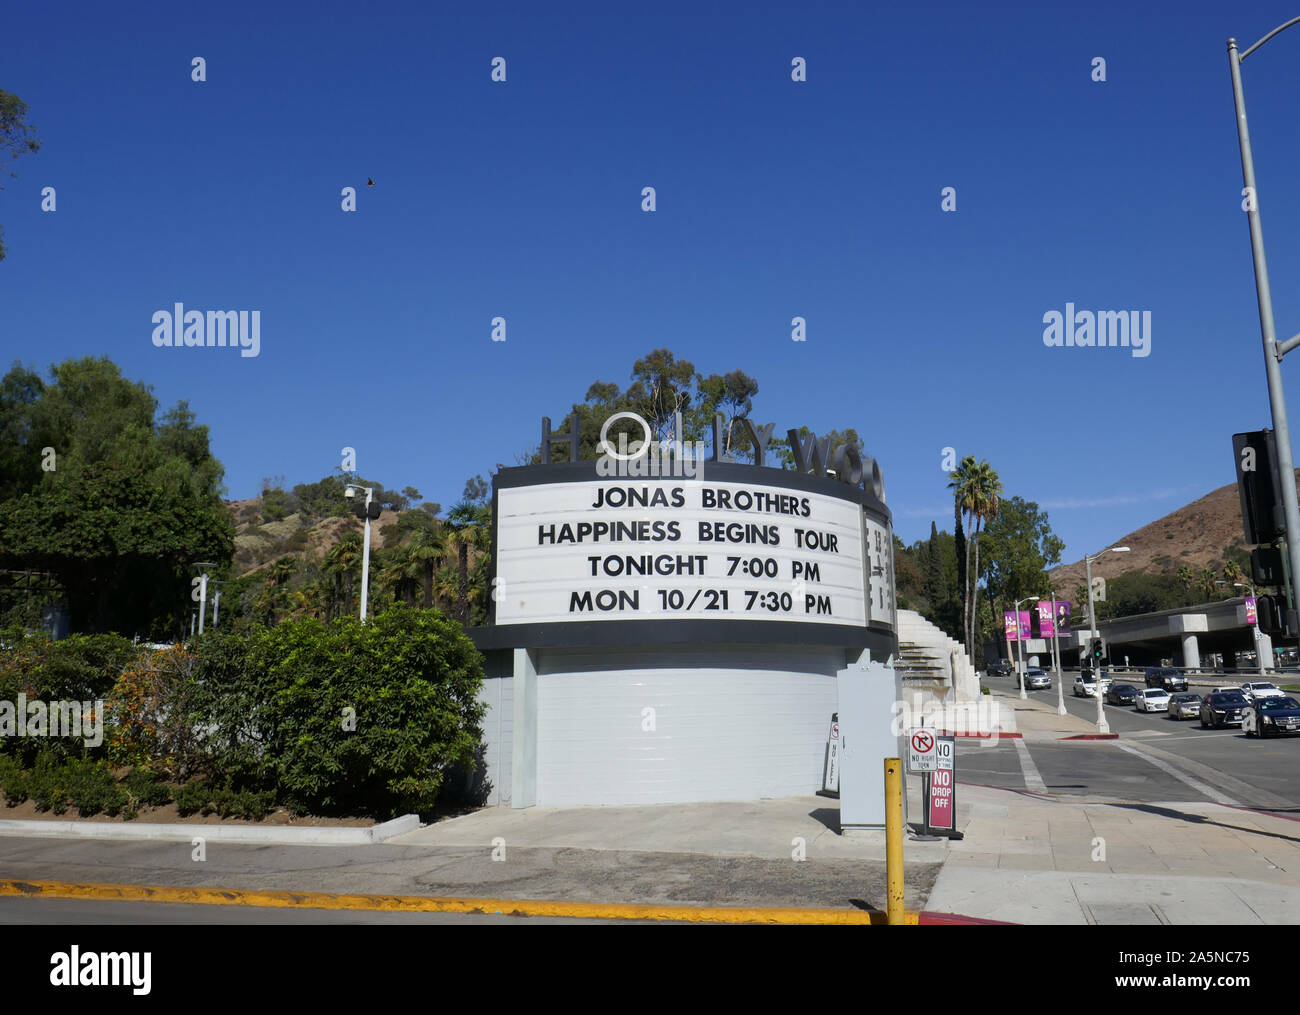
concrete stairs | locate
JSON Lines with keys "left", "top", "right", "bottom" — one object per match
{"left": 895, "top": 609, "right": 982, "bottom": 707}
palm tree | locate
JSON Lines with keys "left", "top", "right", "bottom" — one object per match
{"left": 949, "top": 457, "right": 1003, "bottom": 659}
{"left": 446, "top": 501, "right": 491, "bottom": 623}
{"left": 1222, "top": 560, "right": 1247, "bottom": 591}
{"left": 325, "top": 532, "right": 363, "bottom": 618}
{"left": 406, "top": 525, "right": 446, "bottom": 609}
{"left": 1198, "top": 567, "right": 1218, "bottom": 602}
{"left": 964, "top": 460, "right": 1003, "bottom": 656}
{"left": 949, "top": 458, "right": 976, "bottom": 654}
{"left": 379, "top": 545, "right": 421, "bottom": 606}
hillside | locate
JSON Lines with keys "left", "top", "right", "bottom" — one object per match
{"left": 227, "top": 496, "right": 406, "bottom": 577}
{"left": 1048, "top": 472, "right": 1300, "bottom": 591}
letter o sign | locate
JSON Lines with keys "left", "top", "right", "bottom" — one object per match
{"left": 599, "top": 411, "right": 652, "bottom": 461}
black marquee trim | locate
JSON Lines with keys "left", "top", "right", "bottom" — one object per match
{"left": 484, "top": 459, "right": 895, "bottom": 649}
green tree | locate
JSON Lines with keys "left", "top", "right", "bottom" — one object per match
{"left": 949, "top": 457, "right": 1003, "bottom": 659}
{"left": 0, "top": 358, "right": 234, "bottom": 636}
{"left": 0, "top": 90, "right": 42, "bottom": 261}
{"left": 980, "top": 496, "right": 1063, "bottom": 651}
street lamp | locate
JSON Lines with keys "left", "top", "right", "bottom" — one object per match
{"left": 1044, "top": 586, "right": 1067, "bottom": 716}
{"left": 1012, "top": 595, "right": 1038, "bottom": 700}
{"left": 1228, "top": 20, "right": 1300, "bottom": 634}
{"left": 191, "top": 562, "right": 217, "bottom": 635}
{"left": 1235, "top": 581, "right": 1267, "bottom": 676}
{"left": 1085, "top": 545, "right": 1129, "bottom": 733}
{"left": 344, "top": 484, "right": 375, "bottom": 622}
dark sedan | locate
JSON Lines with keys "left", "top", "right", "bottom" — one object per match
{"left": 1105, "top": 683, "right": 1139, "bottom": 705}
{"left": 1244, "top": 695, "right": 1300, "bottom": 738}
{"left": 1200, "top": 691, "right": 1248, "bottom": 729}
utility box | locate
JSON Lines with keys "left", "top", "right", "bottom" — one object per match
{"left": 838, "top": 657, "right": 901, "bottom": 831}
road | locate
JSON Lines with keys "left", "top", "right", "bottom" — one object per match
{"left": 974, "top": 676, "right": 1300, "bottom": 812}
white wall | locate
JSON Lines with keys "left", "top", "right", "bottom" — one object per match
{"left": 529, "top": 644, "right": 844, "bottom": 807}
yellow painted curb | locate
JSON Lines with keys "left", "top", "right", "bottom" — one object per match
{"left": 0, "top": 878, "right": 919, "bottom": 924}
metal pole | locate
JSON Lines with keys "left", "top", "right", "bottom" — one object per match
{"left": 885, "top": 757, "right": 905, "bottom": 925}
{"left": 1228, "top": 38, "right": 1300, "bottom": 631}
{"left": 1051, "top": 593, "right": 1066, "bottom": 716}
{"left": 1016, "top": 624, "right": 1025, "bottom": 696}
{"left": 359, "top": 488, "right": 373, "bottom": 622}
{"left": 197, "top": 571, "right": 208, "bottom": 634}
{"left": 1086, "top": 554, "right": 1108, "bottom": 733}
{"left": 213, "top": 589, "right": 221, "bottom": 629}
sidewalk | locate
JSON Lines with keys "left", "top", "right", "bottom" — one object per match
{"left": 3, "top": 687, "right": 1299, "bottom": 922}
{"left": 926, "top": 686, "right": 1300, "bottom": 923}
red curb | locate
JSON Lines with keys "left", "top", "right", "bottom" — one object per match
{"left": 1060, "top": 733, "right": 1119, "bottom": 740}
{"left": 919, "top": 911, "right": 1019, "bottom": 926}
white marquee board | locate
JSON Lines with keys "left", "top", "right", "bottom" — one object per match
{"left": 494, "top": 477, "right": 892, "bottom": 630}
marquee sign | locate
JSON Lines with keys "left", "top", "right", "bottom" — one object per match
{"left": 485, "top": 413, "right": 896, "bottom": 648}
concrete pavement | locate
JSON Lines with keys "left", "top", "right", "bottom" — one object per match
{"left": 925, "top": 685, "right": 1300, "bottom": 923}
{"left": 3, "top": 683, "right": 1300, "bottom": 923}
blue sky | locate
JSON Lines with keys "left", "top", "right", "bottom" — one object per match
{"left": 4, "top": 0, "right": 1300, "bottom": 564}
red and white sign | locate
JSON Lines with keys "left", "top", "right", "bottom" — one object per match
{"left": 928, "top": 767, "right": 955, "bottom": 830}
{"left": 907, "top": 728, "right": 936, "bottom": 772}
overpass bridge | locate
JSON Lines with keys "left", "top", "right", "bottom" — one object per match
{"left": 1010, "top": 597, "right": 1279, "bottom": 672}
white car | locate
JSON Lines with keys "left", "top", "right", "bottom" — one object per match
{"left": 1240, "top": 681, "right": 1286, "bottom": 702}
{"left": 1212, "top": 685, "right": 1241, "bottom": 695}
{"left": 1135, "top": 687, "right": 1171, "bottom": 713}
{"left": 1073, "top": 675, "right": 1111, "bottom": 698}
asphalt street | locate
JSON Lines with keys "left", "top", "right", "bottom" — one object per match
{"left": 0, "top": 897, "right": 641, "bottom": 924}
{"left": 976, "top": 676, "right": 1300, "bottom": 812}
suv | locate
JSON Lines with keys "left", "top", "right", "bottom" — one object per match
{"left": 1145, "top": 666, "right": 1188, "bottom": 692}
{"left": 988, "top": 660, "right": 1013, "bottom": 678}
{"left": 1018, "top": 668, "right": 1051, "bottom": 690}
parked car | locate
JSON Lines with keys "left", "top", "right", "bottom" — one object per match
{"left": 1167, "top": 692, "right": 1202, "bottom": 720}
{"left": 1073, "top": 674, "right": 1111, "bottom": 697}
{"left": 1212, "top": 685, "right": 1241, "bottom": 695}
{"left": 1200, "top": 691, "right": 1248, "bottom": 728}
{"left": 1145, "top": 667, "right": 1188, "bottom": 692}
{"left": 1105, "top": 682, "right": 1139, "bottom": 705}
{"left": 1244, "top": 695, "right": 1300, "bottom": 738}
{"left": 1019, "top": 668, "right": 1051, "bottom": 690}
{"left": 988, "top": 660, "right": 1013, "bottom": 678}
{"left": 1135, "top": 687, "right": 1172, "bottom": 713}
{"left": 1240, "top": 681, "right": 1286, "bottom": 702}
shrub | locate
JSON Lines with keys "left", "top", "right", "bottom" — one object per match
{"left": 173, "top": 778, "right": 209, "bottom": 817}
{"left": 122, "top": 767, "right": 172, "bottom": 808}
{"left": 61, "top": 758, "right": 128, "bottom": 817}
{"left": 0, "top": 755, "right": 27, "bottom": 805}
{"left": 0, "top": 630, "right": 136, "bottom": 764}
{"left": 193, "top": 604, "right": 486, "bottom": 819}
{"left": 105, "top": 645, "right": 204, "bottom": 777}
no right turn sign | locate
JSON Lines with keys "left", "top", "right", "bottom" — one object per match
{"left": 907, "top": 728, "right": 936, "bottom": 772}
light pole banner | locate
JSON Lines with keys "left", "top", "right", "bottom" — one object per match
{"left": 1055, "top": 601, "right": 1070, "bottom": 631}
{"left": 1004, "top": 611, "right": 1018, "bottom": 641}
{"left": 1017, "top": 611, "right": 1031, "bottom": 640}
{"left": 1037, "top": 601, "right": 1055, "bottom": 638}
{"left": 1246, "top": 596, "right": 1258, "bottom": 625}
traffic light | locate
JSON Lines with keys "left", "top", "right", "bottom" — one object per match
{"left": 1090, "top": 638, "right": 1104, "bottom": 662}
{"left": 1258, "top": 594, "right": 1286, "bottom": 637}
{"left": 1251, "top": 546, "right": 1285, "bottom": 586}
{"left": 1233, "top": 430, "right": 1286, "bottom": 545}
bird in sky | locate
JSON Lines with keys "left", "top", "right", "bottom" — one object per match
{"left": 367, "top": 178, "right": 375, "bottom": 187}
